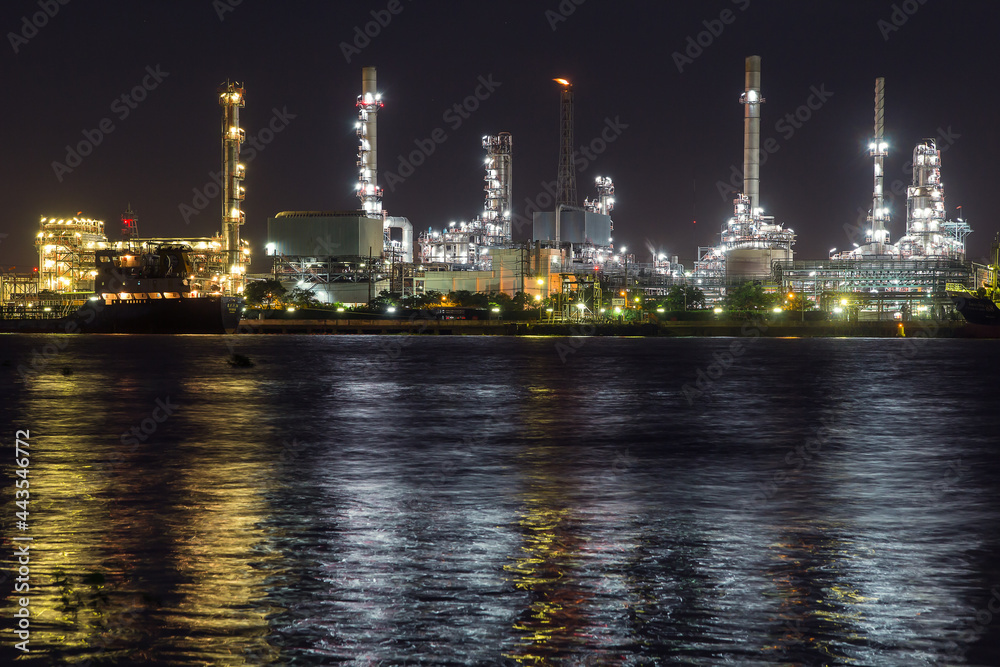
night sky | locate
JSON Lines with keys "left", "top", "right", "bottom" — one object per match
{"left": 2, "top": 0, "right": 997, "bottom": 272}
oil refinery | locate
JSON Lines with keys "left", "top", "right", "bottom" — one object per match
{"left": 1, "top": 57, "right": 991, "bottom": 326}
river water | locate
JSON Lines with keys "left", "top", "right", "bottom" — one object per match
{"left": 2, "top": 334, "right": 1000, "bottom": 665}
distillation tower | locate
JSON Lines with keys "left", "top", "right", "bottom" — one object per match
{"left": 833, "top": 77, "right": 971, "bottom": 262}
{"left": 356, "top": 66, "right": 383, "bottom": 217}
{"left": 483, "top": 132, "right": 513, "bottom": 242}
{"left": 220, "top": 81, "right": 247, "bottom": 294}
{"left": 418, "top": 133, "right": 515, "bottom": 267}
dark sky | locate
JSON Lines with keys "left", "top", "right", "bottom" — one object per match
{"left": 2, "top": 0, "right": 997, "bottom": 271}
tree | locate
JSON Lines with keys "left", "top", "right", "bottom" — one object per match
{"left": 287, "top": 287, "right": 321, "bottom": 308}
{"left": 724, "top": 281, "right": 776, "bottom": 316}
{"left": 664, "top": 285, "right": 706, "bottom": 311}
{"left": 244, "top": 279, "right": 286, "bottom": 307}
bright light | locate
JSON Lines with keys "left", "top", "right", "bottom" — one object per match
{"left": 773, "top": 307, "right": 782, "bottom": 313}
{"left": 634, "top": 297, "right": 640, "bottom": 302}
{"left": 491, "top": 307, "right": 500, "bottom": 313}
{"left": 713, "top": 307, "right": 723, "bottom": 314}
{"left": 534, "top": 295, "right": 541, "bottom": 301}
{"left": 266, "top": 243, "right": 276, "bottom": 255}
{"left": 614, "top": 307, "right": 622, "bottom": 314}
{"left": 287, "top": 306, "right": 295, "bottom": 312}
{"left": 840, "top": 298, "right": 848, "bottom": 306}
{"left": 537, "top": 278, "right": 544, "bottom": 285}
{"left": 387, "top": 307, "right": 396, "bottom": 313}
{"left": 656, "top": 307, "right": 665, "bottom": 313}
{"left": 576, "top": 303, "right": 585, "bottom": 310}
{"left": 834, "top": 306, "right": 843, "bottom": 314}
{"left": 553, "top": 78, "right": 571, "bottom": 87}
{"left": 546, "top": 308, "right": 554, "bottom": 313}
{"left": 336, "top": 307, "right": 345, "bottom": 312}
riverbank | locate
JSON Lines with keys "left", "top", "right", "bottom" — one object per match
{"left": 235, "top": 318, "right": 974, "bottom": 337}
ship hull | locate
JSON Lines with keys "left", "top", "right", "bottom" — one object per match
{"left": 950, "top": 293, "right": 1000, "bottom": 338}
{"left": 72, "top": 295, "right": 243, "bottom": 334}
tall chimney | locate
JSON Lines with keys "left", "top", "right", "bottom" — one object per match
{"left": 554, "top": 78, "right": 577, "bottom": 208}
{"left": 740, "top": 56, "right": 764, "bottom": 213}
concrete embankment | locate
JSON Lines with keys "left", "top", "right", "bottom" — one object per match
{"left": 236, "top": 318, "right": 971, "bottom": 337}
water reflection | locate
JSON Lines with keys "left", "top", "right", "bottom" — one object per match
{"left": 1, "top": 335, "right": 999, "bottom": 665}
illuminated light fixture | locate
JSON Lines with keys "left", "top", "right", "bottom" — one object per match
{"left": 336, "top": 307, "right": 345, "bottom": 312}
{"left": 491, "top": 307, "right": 500, "bottom": 313}
{"left": 387, "top": 307, "right": 396, "bottom": 313}
{"left": 713, "top": 307, "right": 723, "bottom": 314}
{"left": 553, "top": 78, "right": 571, "bottom": 87}
{"left": 833, "top": 306, "right": 843, "bottom": 314}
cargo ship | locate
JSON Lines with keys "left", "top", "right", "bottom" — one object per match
{"left": 2, "top": 243, "right": 243, "bottom": 334}
{"left": 948, "top": 239, "right": 1000, "bottom": 336}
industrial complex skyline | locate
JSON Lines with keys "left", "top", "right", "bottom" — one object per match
{"left": 1, "top": 0, "right": 997, "bottom": 270}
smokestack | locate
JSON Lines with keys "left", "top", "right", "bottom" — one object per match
{"left": 357, "top": 66, "right": 383, "bottom": 216}
{"left": 741, "top": 56, "right": 764, "bottom": 213}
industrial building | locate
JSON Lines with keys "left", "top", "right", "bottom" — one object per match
{"left": 17, "top": 82, "right": 254, "bottom": 310}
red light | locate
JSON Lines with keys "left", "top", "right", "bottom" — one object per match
{"left": 692, "top": 220, "right": 697, "bottom": 224}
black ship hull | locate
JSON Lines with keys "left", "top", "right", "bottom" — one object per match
{"left": 950, "top": 293, "right": 1000, "bottom": 337}
{"left": 71, "top": 295, "right": 243, "bottom": 334}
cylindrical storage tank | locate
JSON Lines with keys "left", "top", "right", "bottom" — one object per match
{"left": 726, "top": 248, "right": 772, "bottom": 280}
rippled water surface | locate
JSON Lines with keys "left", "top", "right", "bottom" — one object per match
{"left": 2, "top": 334, "right": 1000, "bottom": 665}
